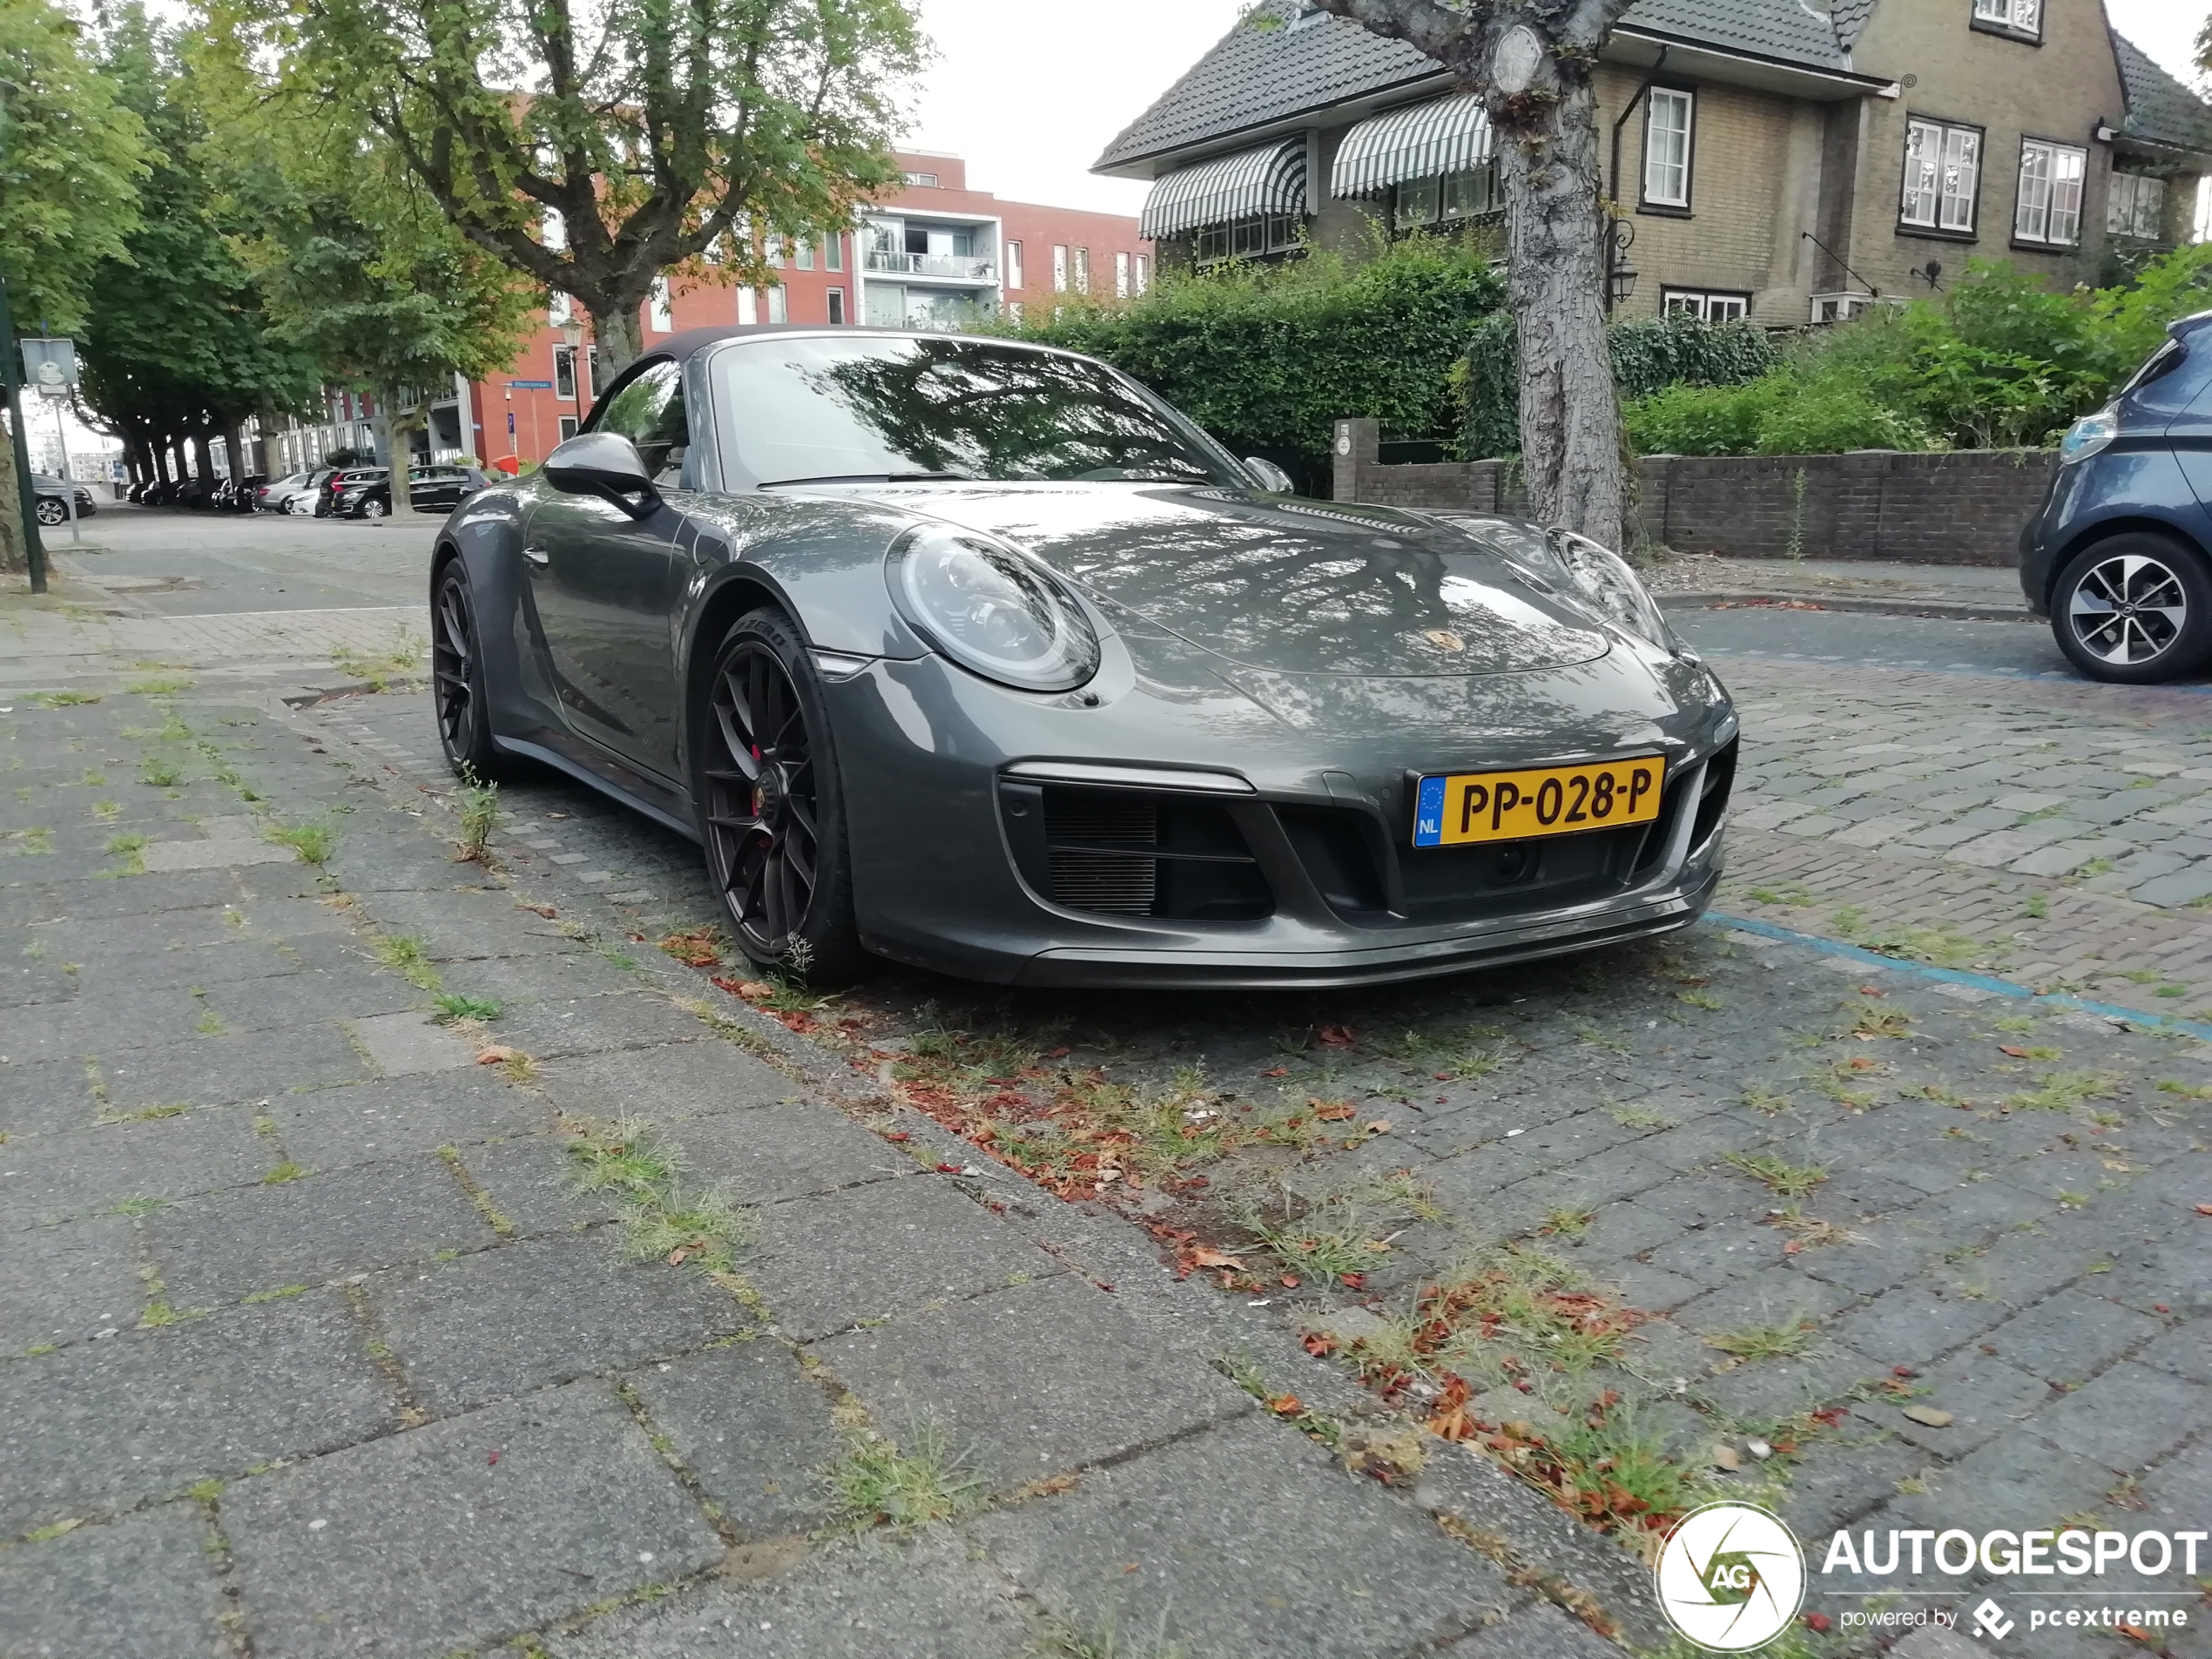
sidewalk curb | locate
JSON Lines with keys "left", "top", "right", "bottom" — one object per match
{"left": 1659, "top": 589, "right": 2035, "bottom": 623}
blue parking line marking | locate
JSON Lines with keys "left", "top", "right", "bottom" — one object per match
{"left": 1707, "top": 910, "right": 2212, "bottom": 1041}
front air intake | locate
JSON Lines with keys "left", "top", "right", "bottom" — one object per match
{"left": 999, "top": 781, "right": 1273, "bottom": 921}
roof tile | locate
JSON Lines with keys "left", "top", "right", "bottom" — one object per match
{"left": 2114, "top": 31, "right": 2212, "bottom": 158}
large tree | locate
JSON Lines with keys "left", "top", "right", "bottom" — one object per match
{"left": 0, "top": 0, "right": 146, "bottom": 572}
{"left": 239, "top": 0, "right": 926, "bottom": 373}
{"left": 1309, "top": 0, "right": 1636, "bottom": 551}
{"left": 77, "top": 6, "right": 321, "bottom": 492}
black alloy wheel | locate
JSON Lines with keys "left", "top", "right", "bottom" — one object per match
{"left": 2053, "top": 533, "right": 2212, "bottom": 685}
{"left": 700, "top": 610, "right": 863, "bottom": 982}
{"left": 432, "top": 564, "right": 499, "bottom": 777}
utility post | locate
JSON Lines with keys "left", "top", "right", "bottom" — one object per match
{"left": 0, "top": 277, "right": 48, "bottom": 594}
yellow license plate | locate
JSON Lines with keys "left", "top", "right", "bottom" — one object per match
{"left": 1412, "top": 756, "right": 1665, "bottom": 846}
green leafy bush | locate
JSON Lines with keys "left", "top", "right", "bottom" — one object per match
{"left": 986, "top": 230, "right": 1506, "bottom": 482}
{"left": 1458, "top": 313, "right": 1783, "bottom": 459}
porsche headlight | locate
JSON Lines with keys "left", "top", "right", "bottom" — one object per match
{"left": 1548, "top": 529, "right": 1678, "bottom": 652}
{"left": 887, "top": 523, "right": 1101, "bottom": 692}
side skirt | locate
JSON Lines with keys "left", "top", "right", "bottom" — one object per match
{"left": 491, "top": 734, "right": 703, "bottom": 845}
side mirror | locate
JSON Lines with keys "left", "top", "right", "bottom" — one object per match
{"left": 543, "top": 431, "right": 662, "bottom": 519}
{"left": 1244, "top": 455, "right": 1296, "bottom": 494}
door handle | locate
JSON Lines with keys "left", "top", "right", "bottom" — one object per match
{"left": 523, "top": 546, "right": 550, "bottom": 567}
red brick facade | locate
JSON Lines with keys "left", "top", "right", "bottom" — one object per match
{"left": 462, "top": 152, "right": 1150, "bottom": 469}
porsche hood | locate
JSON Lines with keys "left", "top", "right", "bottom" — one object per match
{"left": 850, "top": 482, "right": 1618, "bottom": 678}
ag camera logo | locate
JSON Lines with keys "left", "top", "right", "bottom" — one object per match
{"left": 1656, "top": 1501, "right": 1807, "bottom": 1651}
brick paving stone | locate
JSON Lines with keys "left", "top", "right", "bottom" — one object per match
{"left": 345, "top": 1010, "right": 481, "bottom": 1076}
{"left": 0, "top": 1290, "right": 395, "bottom": 1535}
{"left": 816, "top": 1274, "right": 1251, "bottom": 1492}
{"left": 1975, "top": 1288, "right": 2168, "bottom": 1383}
{"left": 2016, "top": 1360, "right": 2206, "bottom": 1472}
{"left": 624, "top": 1341, "right": 844, "bottom": 1539}
{"left": 224, "top": 1381, "right": 722, "bottom": 1659}
{"left": 1, "top": 1212, "right": 147, "bottom": 1353}
{"left": 968, "top": 1417, "right": 1519, "bottom": 1658}
{"left": 0, "top": 1107, "right": 273, "bottom": 1231}
{"left": 0, "top": 1501, "right": 226, "bottom": 1659}
{"left": 268, "top": 1071, "right": 556, "bottom": 1170}
{"left": 2128, "top": 865, "right": 2212, "bottom": 908}
{"left": 370, "top": 1232, "right": 744, "bottom": 1417}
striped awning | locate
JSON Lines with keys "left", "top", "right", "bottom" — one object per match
{"left": 1139, "top": 140, "right": 1308, "bottom": 239}
{"left": 1332, "top": 96, "right": 1494, "bottom": 198}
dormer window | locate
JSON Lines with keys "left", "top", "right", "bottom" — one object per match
{"left": 1972, "top": 0, "right": 2041, "bottom": 43}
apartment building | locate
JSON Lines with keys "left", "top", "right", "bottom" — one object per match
{"left": 462, "top": 152, "right": 1151, "bottom": 469}
{"left": 1092, "top": 0, "right": 2212, "bottom": 328}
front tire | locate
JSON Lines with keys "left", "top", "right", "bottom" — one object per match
{"left": 34, "top": 497, "right": 65, "bottom": 527}
{"left": 2052, "top": 533, "right": 2212, "bottom": 684}
{"left": 698, "top": 609, "right": 865, "bottom": 984}
{"left": 431, "top": 563, "right": 501, "bottom": 779}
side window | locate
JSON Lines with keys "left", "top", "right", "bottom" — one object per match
{"left": 588, "top": 359, "right": 689, "bottom": 483}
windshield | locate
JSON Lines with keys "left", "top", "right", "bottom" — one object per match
{"left": 710, "top": 334, "right": 1246, "bottom": 488}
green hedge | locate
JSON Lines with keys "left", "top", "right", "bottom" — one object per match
{"left": 1457, "top": 314, "right": 1784, "bottom": 458}
{"left": 984, "top": 233, "right": 1506, "bottom": 483}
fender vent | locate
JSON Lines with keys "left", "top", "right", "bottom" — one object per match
{"left": 1045, "top": 793, "right": 1158, "bottom": 916}
{"left": 1000, "top": 782, "right": 1273, "bottom": 921}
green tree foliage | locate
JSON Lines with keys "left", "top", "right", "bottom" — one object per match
{"left": 994, "top": 233, "right": 1506, "bottom": 483}
{"left": 0, "top": 0, "right": 146, "bottom": 331}
{"left": 1621, "top": 248, "right": 2212, "bottom": 458}
{"left": 76, "top": 6, "right": 321, "bottom": 485}
{"left": 237, "top": 0, "right": 925, "bottom": 370}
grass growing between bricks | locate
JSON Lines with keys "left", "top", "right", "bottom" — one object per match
{"left": 560, "top": 1113, "right": 757, "bottom": 1282}
{"left": 821, "top": 1426, "right": 982, "bottom": 1533}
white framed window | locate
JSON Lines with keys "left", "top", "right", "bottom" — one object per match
{"left": 542, "top": 207, "right": 567, "bottom": 253}
{"left": 1972, "top": 0, "right": 2041, "bottom": 37}
{"left": 548, "top": 290, "right": 572, "bottom": 326}
{"left": 903, "top": 170, "right": 939, "bottom": 188}
{"left": 1006, "top": 239, "right": 1024, "bottom": 290}
{"left": 765, "top": 284, "right": 786, "bottom": 324}
{"left": 793, "top": 238, "right": 814, "bottom": 271}
{"left": 553, "top": 347, "right": 577, "bottom": 401}
{"left": 827, "top": 287, "right": 846, "bottom": 325}
{"left": 1115, "top": 251, "right": 1130, "bottom": 296}
{"left": 825, "top": 234, "right": 842, "bottom": 273}
{"left": 765, "top": 234, "right": 784, "bottom": 266}
{"left": 737, "top": 286, "right": 758, "bottom": 325}
{"left": 1661, "top": 288, "right": 1751, "bottom": 322}
{"left": 1052, "top": 245, "right": 1069, "bottom": 292}
{"left": 648, "top": 276, "right": 673, "bottom": 333}
{"left": 2014, "top": 138, "right": 2086, "bottom": 246}
{"left": 1133, "top": 253, "right": 1150, "bottom": 293}
{"left": 1074, "top": 247, "right": 1090, "bottom": 293}
{"left": 557, "top": 415, "right": 579, "bottom": 442}
{"left": 1642, "top": 88, "right": 1694, "bottom": 209}
{"left": 2107, "top": 172, "right": 2168, "bottom": 239}
{"left": 1900, "top": 117, "right": 1982, "bottom": 233}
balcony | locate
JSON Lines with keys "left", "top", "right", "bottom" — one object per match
{"left": 864, "top": 249, "right": 996, "bottom": 281}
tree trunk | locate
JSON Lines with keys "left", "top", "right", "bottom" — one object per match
{"left": 380, "top": 386, "right": 413, "bottom": 515}
{"left": 192, "top": 431, "right": 214, "bottom": 486}
{"left": 1493, "top": 73, "right": 1626, "bottom": 553}
{"left": 256, "top": 395, "right": 282, "bottom": 476}
{"left": 591, "top": 300, "right": 646, "bottom": 377}
{"left": 0, "top": 414, "right": 26, "bottom": 576}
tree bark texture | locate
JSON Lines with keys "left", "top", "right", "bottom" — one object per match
{"left": 0, "top": 415, "right": 26, "bottom": 577}
{"left": 1310, "top": 0, "right": 1632, "bottom": 551}
{"left": 591, "top": 302, "right": 646, "bottom": 378}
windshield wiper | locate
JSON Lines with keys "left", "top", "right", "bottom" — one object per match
{"left": 759, "top": 471, "right": 972, "bottom": 488}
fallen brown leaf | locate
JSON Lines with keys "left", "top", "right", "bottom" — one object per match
{"left": 474, "top": 1045, "right": 517, "bottom": 1066}
{"left": 1312, "top": 1102, "right": 1356, "bottom": 1122}
{"left": 1318, "top": 1025, "right": 1356, "bottom": 1047}
{"left": 1999, "top": 1044, "right": 2028, "bottom": 1058}
{"left": 1190, "top": 1246, "right": 1245, "bottom": 1271}
{"left": 1710, "top": 1443, "right": 1741, "bottom": 1471}
{"left": 1902, "top": 1405, "right": 1954, "bottom": 1428}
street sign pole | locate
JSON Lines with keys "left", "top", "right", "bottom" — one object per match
{"left": 45, "top": 391, "right": 78, "bottom": 543}
{"left": 0, "top": 276, "right": 47, "bottom": 594}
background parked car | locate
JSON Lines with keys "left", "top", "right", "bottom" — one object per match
{"left": 315, "top": 468, "right": 385, "bottom": 517}
{"left": 256, "top": 473, "right": 306, "bottom": 511}
{"left": 227, "top": 474, "right": 266, "bottom": 512}
{"left": 342, "top": 463, "right": 487, "bottom": 518}
{"left": 284, "top": 469, "right": 335, "bottom": 513}
{"left": 30, "top": 474, "right": 98, "bottom": 527}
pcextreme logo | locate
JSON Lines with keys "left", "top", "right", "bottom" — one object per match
{"left": 1655, "top": 1501, "right": 1808, "bottom": 1652}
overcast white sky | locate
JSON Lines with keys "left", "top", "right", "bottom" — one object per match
{"left": 907, "top": 0, "right": 2206, "bottom": 215}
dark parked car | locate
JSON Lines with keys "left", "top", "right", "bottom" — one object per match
{"left": 343, "top": 463, "right": 486, "bottom": 518}
{"left": 430, "top": 326, "right": 1736, "bottom": 987}
{"left": 2022, "top": 308, "right": 2212, "bottom": 682}
{"left": 316, "top": 468, "right": 385, "bottom": 517}
{"left": 30, "top": 474, "right": 96, "bottom": 527}
{"left": 228, "top": 474, "right": 266, "bottom": 512}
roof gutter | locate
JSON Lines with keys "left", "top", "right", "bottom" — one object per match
{"left": 1608, "top": 25, "right": 1892, "bottom": 94}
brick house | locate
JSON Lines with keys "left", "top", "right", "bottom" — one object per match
{"left": 455, "top": 152, "right": 1151, "bottom": 469}
{"left": 1093, "top": 0, "right": 2212, "bottom": 328}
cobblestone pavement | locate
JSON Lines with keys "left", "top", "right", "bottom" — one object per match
{"left": 287, "top": 641, "right": 2212, "bottom": 1654}
{"left": 3, "top": 690, "right": 1601, "bottom": 1659}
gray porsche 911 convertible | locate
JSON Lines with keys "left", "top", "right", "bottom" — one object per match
{"left": 431, "top": 325, "right": 1737, "bottom": 988}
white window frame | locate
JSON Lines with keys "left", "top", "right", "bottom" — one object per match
{"left": 825, "top": 233, "right": 842, "bottom": 273}
{"left": 1642, "top": 88, "right": 1694, "bottom": 209}
{"left": 548, "top": 290, "right": 572, "bottom": 326}
{"left": 2108, "top": 172, "right": 2168, "bottom": 240}
{"left": 1661, "top": 287, "right": 1751, "bottom": 323}
{"left": 1133, "top": 254, "right": 1150, "bottom": 294}
{"left": 737, "top": 286, "right": 758, "bottom": 326}
{"left": 2014, "top": 138, "right": 2086, "bottom": 246}
{"left": 1972, "top": 0, "right": 2041, "bottom": 37}
{"left": 793, "top": 238, "right": 814, "bottom": 271}
{"left": 1900, "top": 117, "right": 1983, "bottom": 233}
{"left": 826, "top": 287, "right": 846, "bottom": 325}
{"left": 765, "top": 283, "right": 786, "bottom": 324}
{"left": 1074, "top": 247, "right": 1090, "bottom": 294}
{"left": 553, "top": 347, "right": 577, "bottom": 401}
{"left": 648, "top": 276, "right": 673, "bottom": 333}
{"left": 1052, "top": 245, "right": 1069, "bottom": 293}
{"left": 557, "top": 415, "right": 579, "bottom": 442}
{"left": 1005, "top": 239, "right": 1024, "bottom": 290}
{"left": 1115, "top": 251, "right": 1130, "bottom": 297}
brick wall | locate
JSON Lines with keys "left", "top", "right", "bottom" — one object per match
{"left": 1330, "top": 418, "right": 2054, "bottom": 566}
